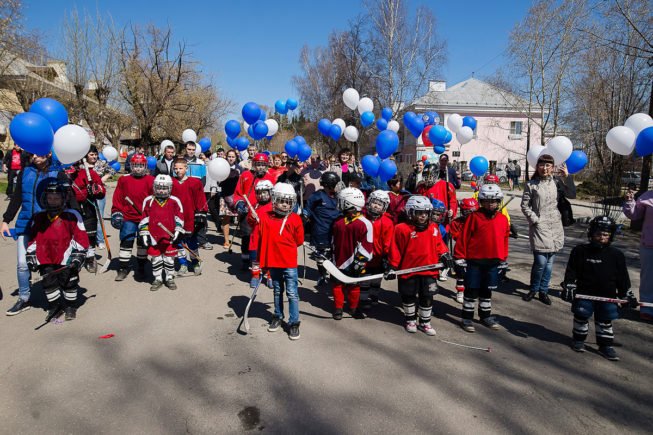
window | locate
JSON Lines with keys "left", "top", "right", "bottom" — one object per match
{"left": 452, "top": 151, "right": 460, "bottom": 157}
{"left": 510, "top": 121, "right": 522, "bottom": 136}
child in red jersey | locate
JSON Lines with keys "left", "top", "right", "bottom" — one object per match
{"left": 451, "top": 197, "right": 479, "bottom": 304}
{"left": 247, "top": 180, "right": 273, "bottom": 288}
{"left": 386, "top": 195, "right": 451, "bottom": 336}
{"left": 454, "top": 185, "right": 509, "bottom": 332}
{"left": 139, "top": 175, "right": 185, "bottom": 291}
{"left": 386, "top": 176, "right": 408, "bottom": 224}
{"left": 422, "top": 165, "right": 457, "bottom": 223}
{"left": 360, "top": 190, "right": 394, "bottom": 309}
{"left": 256, "top": 182, "right": 304, "bottom": 340}
{"left": 331, "top": 187, "right": 373, "bottom": 320}
{"left": 25, "top": 181, "right": 90, "bottom": 322}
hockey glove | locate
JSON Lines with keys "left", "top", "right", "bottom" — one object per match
{"left": 194, "top": 211, "right": 207, "bottom": 230}
{"left": 26, "top": 252, "right": 39, "bottom": 272}
{"left": 87, "top": 183, "right": 104, "bottom": 198}
{"left": 172, "top": 229, "right": 185, "bottom": 245}
{"left": 561, "top": 282, "right": 576, "bottom": 302}
{"left": 345, "top": 254, "right": 367, "bottom": 277}
{"left": 384, "top": 267, "right": 397, "bottom": 281}
{"left": 139, "top": 232, "right": 153, "bottom": 247}
{"left": 439, "top": 253, "right": 455, "bottom": 271}
{"left": 69, "top": 251, "right": 86, "bottom": 272}
{"left": 625, "top": 289, "right": 639, "bottom": 310}
{"left": 111, "top": 212, "right": 124, "bottom": 229}
{"left": 235, "top": 201, "right": 248, "bottom": 216}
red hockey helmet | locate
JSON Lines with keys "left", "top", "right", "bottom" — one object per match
{"left": 130, "top": 153, "right": 147, "bottom": 177}
{"left": 460, "top": 197, "right": 479, "bottom": 213}
{"left": 131, "top": 153, "right": 147, "bottom": 165}
{"left": 253, "top": 153, "right": 269, "bottom": 163}
{"left": 483, "top": 174, "right": 500, "bottom": 184}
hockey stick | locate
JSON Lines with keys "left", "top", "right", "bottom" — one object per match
{"left": 157, "top": 222, "right": 202, "bottom": 263}
{"left": 575, "top": 294, "right": 653, "bottom": 307}
{"left": 299, "top": 180, "right": 307, "bottom": 281}
{"left": 242, "top": 277, "right": 263, "bottom": 333}
{"left": 242, "top": 195, "right": 259, "bottom": 223}
{"left": 34, "top": 306, "right": 64, "bottom": 330}
{"left": 29, "top": 265, "right": 72, "bottom": 285}
{"left": 124, "top": 196, "right": 142, "bottom": 216}
{"left": 439, "top": 339, "right": 491, "bottom": 352}
{"left": 228, "top": 220, "right": 240, "bottom": 253}
{"left": 83, "top": 159, "right": 112, "bottom": 273}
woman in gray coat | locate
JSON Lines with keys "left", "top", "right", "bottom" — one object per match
{"left": 521, "top": 154, "right": 576, "bottom": 305}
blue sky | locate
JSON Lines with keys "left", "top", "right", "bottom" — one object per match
{"left": 23, "top": 0, "right": 530, "bottom": 117}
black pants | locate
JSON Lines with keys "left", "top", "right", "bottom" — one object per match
{"left": 399, "top": 276, "right": 437, "bottom": 323}
{"left": 6, "top": 169, "right": 19, "bottom": 196}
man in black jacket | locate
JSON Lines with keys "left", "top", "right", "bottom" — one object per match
{"left": 155, "top": 144, "right": 176, "bottom": 175}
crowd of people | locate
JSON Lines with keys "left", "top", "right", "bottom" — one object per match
{"left": 0, "top": 141, "right": 648, "bottom": 360}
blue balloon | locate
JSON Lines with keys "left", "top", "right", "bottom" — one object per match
{"left": 242, "top": 102, "right": 261, "bottom": 124}
{"left": 98, "top": 152, "right": 107, "bottom": 161}
{"left": 286, "top": 98, "right": 298, "bottom": 110}
{"left": 376, "top": 119, "right": 388, "bottom": 131}
{"left": 295, "top": 135, "right": 307, "bottom": 145}
{"left": 408, "top": 117, "right": 425, "bottom": 138}
{"left": 147, "top": 156, "right": 157, "bottom": 171}
{"left": 469, "top": 156, "right": 489, "bottom": 177}
{"left": 434, "top": 145, "right": 446, "bottom": 154}
{"left": 226, "top": 136, "right": 234, "bottom": 147}
{"left": 318, "top": 119, "right": 332, "bottom": 136}
{"left": 258, "top": 111, "right": 266, "bottom": 121}
{"left": 361, "top": 154, "right": 380, "bottom": 177}
{"left": 328, "top": 124, "right": 342, "bottom": 141}
{"left": 110, "top": 161, "right": 121, "bottom": 172}
{"left": 422, "top": 111, "right": 439, "bottom": 126}
{"left": 235, "top": 137, "right": 249, "bottom": 151}
{"left": 381, "top": 107, "right": 393, "bottom": 121}
{"left": 198, "top": 137, "right": 211, "bottom": 152}
{"left": 462, "top": 116, "right": 477, "bottom": 131}
{"left": 376, "top": 130, "right": 399, "bottom": 159}
{"left": 29, "top": 98, "right": 68, "bottom": 132}
{"left": 565, "top": 150, "right": 588, "bottom": 174}
{"left": 250, "top": 121, "right": 269, "bottom": 140}
{"left": 635, "top": 126, "right": 653, "bottom": 157}
{"left": 275, "top": 99, "right": 288, "bottom": 115}
{"left": 378, "top": 159, "right": 397, "bottom": 182}
{"left": 285, "top": 140, "right": 299, "bottom": 158}
{"left": 424, "top": 160, "right": 430, "bottom": 166}
{"left": 428, "top": 125, "right": 448, "bottom": 146}
{"left": 361, "top": 111, "right": 375, "bottom": 128}
{"left": 9, "top": 112, "right": 54, "bottom": 155}
{"left": 225, "top": 120, "right": 241, "bottom": 139}
{"left": 247, "top": 124, "right": 255, "bottom": 138}
{"left": 444, "top": 129, "right": 453, "bottom": 144}
{"left": 297, "top": 143, "right": 312, "bottom": 161}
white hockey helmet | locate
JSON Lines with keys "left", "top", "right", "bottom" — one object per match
{"left": 255, "top": 179, "right": 274, "bottom": 192}
{"left": 337, "top": 187, "right": 365, "bottom": 212}
{"left": 405, "top": 195, "right": 433, "bottom": 215}
{"left": 153, "top": 174, "right": 173, "bottom": 199}
{"left": 271, "top": 182, "right": 297, "bottom": 216}
{"left": 478, "top": 184, "right": 504, "bottom": 201}
{"left": 366, "top": 189, "right": 390, "bottom": 218}
{"left": 255, "top": 179, "right": 274, "bottom": 204}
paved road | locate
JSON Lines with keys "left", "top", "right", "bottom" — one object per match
{"left": 0, "top": 188, "right": 651, "bottom": 434}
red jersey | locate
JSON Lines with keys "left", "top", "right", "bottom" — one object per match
{"left": 449, "top": 215, "right": 468, "bottom": 244}
{"left": 26, "top": 210, "right": 90, "bottom": 265}
{"left": 366, "top": 213, "right": 394, "bottom": 269}
{"left": 111, "top": 174, "right": 154, "bottom": 223}
{"left": 172, "top": 177, "right": 208, "bottom": 232}
{"left": 247, "top": 202, "right": 273, "bottom": 250}
{"left": 233, "top": 170, "right": 275, "bottom": 209}
{"left": 10, "top": 149, "right": 22, "bottom": 170}
{"left": 424, "top": 180, "right": 457, "bottom": 219}
{"left": 70, "top": 167, "right": 106, "bottom": 203}
{"left": 388, "top": 222, "right": 449, "bottom": 279}
{"left": 387, "top": 191, "right": 408, "bottom": 224}
{"left": 139, "top": 195, "right": 184, "bottom": 244}
{"left": 454, "top": 211, "right": 509, "bottom": 262}
{"left": 331, "top": 214, "right": 373, "bottom": 269}
{"left": 268, "top": 167, "right": 287, "bottom": 183}
{"left": 256, "top": 210, "right": 304, "bottom": 268}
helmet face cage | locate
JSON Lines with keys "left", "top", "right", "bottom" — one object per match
{"left": 478, "top": 184, "right": 504, "bottom": 201}
{"left": 272, "top": 191, "right": 296, "bottom": 216}
{"left": 431, "top": 208, "right": 445, "bottom": 223}
{"left": 253, "top": 161, "right": 268, "bottom": 176}
{"left": 366, "top": 192, "right": 389, "bottom": 218}
{"left": 588, "top": 216, "right": 616, "bottom": 244}
{"left": 460, "top": 198, "right": 479, "bottom": 216}
{"left": 405, "top": 196, "right": 432, "bottom": 229}
{"left": 41, "top": 183, "right": 66, "bottom": 213}
{"left": 153, "top": 176, "right": 172, "bottom": 199}
{"left": 131, "top": 162, "right": 147, "bottom": 177}
{"left": 255, "top": 185, "right": 272, "bottom": 204}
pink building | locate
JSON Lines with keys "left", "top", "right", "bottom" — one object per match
{"left": 398, "top": 78, "right": 542, "bottom": 176}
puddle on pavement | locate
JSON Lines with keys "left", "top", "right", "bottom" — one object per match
{"left": 238, "top": 406, "right": 262, "bottom": 431}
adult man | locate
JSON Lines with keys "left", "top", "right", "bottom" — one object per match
{"left": 238, "top": 145, "right": 258, "bottom": 171}
{"left": 2, "top": 144, "right": 27, "bottom": 199}
{"left": 406, "top": 160, "right": 425, "bottom": 193}
{"left": 437, "top": 154, "right": 461, "bottom": 189}
{"left": 513, "top": 160, "right": 522, "bottom": 190}
{"left": 506, "top": 160, "right": 516, "bottom": 191}
{"left": 155, "top": 144, "right": 176, "bottom": 175}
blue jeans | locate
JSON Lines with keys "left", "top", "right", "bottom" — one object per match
{"left": 120, "top": 220, "right": 139, "bottom": 241}
{"left": 17, "top": 235, "right": 30, "bottom": 301}
{"left": 530, "top": 252, "right": 555, "bottom": 294}
{"left": 270, "top": 267, "right": 300, "bottom": 325}
{"left": 178, "top": 235, "right": 199, "bottom": 267}
{"left": 96, "top": 196, "right": 106, "bottom": 244}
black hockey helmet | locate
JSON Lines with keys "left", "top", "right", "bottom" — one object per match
{"left": 40, "top": 179, "right": 67, "bottom": 213}
{"left": 320, "top": 171, "right": 340, "bottom": 189}
{"left": 587, "top": 215, "right": 617, "bottom": 244}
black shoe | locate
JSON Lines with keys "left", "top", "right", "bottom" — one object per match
{"left": 571, "top": 341, "right": 585, "bottom": 353}
{"left": 351, "top": 308, "right": 366, "bottom": 319}
{"left": 267, "top": 317, "right": 282, "bottom": 332}
{"left": 85, "top": 258, "right": 97, "bottom": 274}
{"left": 539, "top": 292, "right": 552, "bottom": 305}
{"left": 45, "top": 303, "right": 63, "bottom": 322}
{"left": 369, "top": 295, "right": 379, "bottom": 306}
{"left": 64, "top": 305, "right": 77, "bottom": 321}
{"left": 165, "top": 278, "right": 177, "bottom": 290}
{"left": 332, "top": 309, "right": 343, "bottom": 320}
{"left": 522, "top": 291, "right": 537, "bottom": 302}
{"left": 6, "top": 299, "right": 31, "bottom": 316}
{"left": 598, "top": 346, "right": 619, "bottom": 361}
{"left": 135, "top": 261, "right": 146, "bottom": 278}
{"left": 115, "top": 268, "right": 130, "bottom": 281}
{"left": 288, "top": 322, "right": 301, "bottom": 340}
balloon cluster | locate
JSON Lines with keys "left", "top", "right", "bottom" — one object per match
{"left": 223, "top": 102, "right": 283, "bottom": 151}
{"left": 274, "top": 98, "right": 298, "bottom": 115}
{"left": 284, "top": 136, "right": 312, "bottom": 162}
{"left": 446, "top": 113, "right": 477, "bottom": 145}
{"left": 526, "top": 136, "right": 587, "bottom": 174}
{"left": 606, "top": 113, "right": 653, "bottom": 158}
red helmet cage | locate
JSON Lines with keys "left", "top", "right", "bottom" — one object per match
{"left": 460, "top": 197, "right": 479, "bottom": 212}
{"left": 131, "top": 153, "right": 147, "bottom": 165}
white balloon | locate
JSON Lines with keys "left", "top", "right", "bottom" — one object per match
{"left": 624, "top": 113, "right": 653, "bottom": 137}
{"left": 343, "top": 88, "right": 360, "bottom": 110}
{"left": 606, "top": 126, "right": 636, "bottom": 156}
{"left": 207, "top": 157, "right": 231, "bottom": 182}
{"left": 159, "top": 139, "right": 174, "bottom": 154}
{"left": 387, "top": 120, "right": 400, "bottom": 133}
{"left": 457, "top": 126, "right": 474, "bottom": 144}
{"left": 332, "top": 118, "right": 346, "bottom": 132}
{"left": 53, "top": 124, "right": 91, "bottom": 164}
{"left": 194, "top": 144, "right": 202, "bottom": 157}
{"left": 357, "top": 97, "right": 374, "bottom": 115}
{"left": 527, "top": 144, "right": 546, "bottom": 169}
{"left": 243, "top": 121, "right": 250, "bottom": 132}
{"left": 264, "top": 119, "right": 279, "bottom": 136}
{"left": 344, "top": 125, "right": 359, "bottom": 142}
{"left": 182, "top": 128, "right": 197, "bottom": 143}
{"left": 102, "top": 145, "right": 118, "bottom": 162}
{"left": 447, "top": 113, "right": 463, "bottom": 133}
{"left": 545, "top": 136, "right": 573, "bottom": 163}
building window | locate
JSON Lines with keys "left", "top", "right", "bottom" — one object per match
{"left": 510, "top": 121, "right": 522, "bottom": 136}
{"left": 452, "top": 151, "right": 460, "bottom": 157}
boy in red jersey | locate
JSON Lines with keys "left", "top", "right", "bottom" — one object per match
{"left": 247, "top": 180, "right": 274, "bottom": 288}
{"left": 386, "top": 195, "right": 451, "bottom": 335}
{"left": 256, "top": 182, "right": 304, "bottom": 340}
{"left": 139, "top": 175, "right": 185, "bottom": 291}
{"left": 454, "top": 184, "right": 509, "bottom": 332}
{"left": 422, "top": 165, "right": 457, "bottom": 223}
{"left": 386, "top": 175, "right": 408, "bottom": 224}
{"left": 450, "top": 197, "right": 479, "bottom": 304}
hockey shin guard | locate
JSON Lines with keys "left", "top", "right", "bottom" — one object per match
{"left": 572, "top": 316, "right": 589, "bottom": 343}
{"left": 595, "top": 320, "right": 614, "bottom": 347}
{"left": 163, "top": 256, "right": 175, "bottom": 281}
{"left": 152, "top": 256, "right": 163, "bottom": 280}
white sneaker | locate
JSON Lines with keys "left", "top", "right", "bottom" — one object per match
{"left": 418, "top": 322, "right": 436, "bottom": 336}
{"left": 405, "top": 320, "right": 417, "bottom": 333}
{"left": 438, "top": 268, "right": 448, "bottom": 282}
{"left": 97, "top": 243, "right": 106, "bottom": 250}
{"left": 456, "top": 292, "right": 464, "bottom": 304}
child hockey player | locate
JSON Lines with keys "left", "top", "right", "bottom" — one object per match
{"left": 139, "top": 175, "right": 185, "bottom": 291}
{"left": 386, "top": 195, "right": 451, "bottom": 335}
{"left": 25, "top": 181, "right": 89, "bottom": 321}
{"left": 450, "top": 198, "right": 479, "bottom": 304}
{"left": 561, "top": 216, "right": 635, "bottom": 361}
{"left": 256, "top": 183, "right": 305, "bottom": 340}
{"left": 111, "top": 153, "right": 154, "bottom": 281}
{"left": 422, "top": 164, "right": 457, "bottom": 223}
{"left": 474, "top": 174, "right": 518, "bottom": 239}
{"left": 247, "top": 180, "right": 274, "bottom": 288}
{"left": 331, "top": 187, "right": 373, "bottom": 320}
{"left": 431, "top": 198, "right": 450, "bottom": 282}
{"left": 386, "top": 175, "right": 408, "bottom": 224}
{"left": 454, "top": 184, "right": 509, "bottom": 332}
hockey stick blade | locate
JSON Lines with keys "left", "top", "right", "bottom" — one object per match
{"left": 243, "top": 280, "right": 262, "bottom": 333}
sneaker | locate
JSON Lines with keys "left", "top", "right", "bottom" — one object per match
{"left": 97, "top": 242, "right": 106, "bottom": 250}
{"left": 150, "top": 279, "right": 164, "bottom": 291}
{"left": 332, "top": 308, "right": 343, "bottom": 320}
{"left": 6, "top": 299, "right": 31, "bottom": 316}
{"left": 571, "top": 341, "right": 585, "bottom": 353}
{"left": 85, "top": 258, "right": 97, "bottom": 274}
{"left": 522, "top": 291, "right": 537, "bottom": 302}
{"left": 481, "top": 316, "right": 500, "bottom": 330}
{"left": 462, "top": 319, "right": 476, "bottom": 333}
{"left": 64, "top": 306, "right": 77, "bottom": 321}
{"left": 351, "top": 308, "right": 365, "bottom": 319}
{"left": 115, "top": 268, "right": 130, "bottom": 282}
{"left": 598, "top": 346, "right": 619, "bottom": 361}
{"left": 267, "top": 317, "right": 282, "bottom": 332}
{"left": 288, "top": 323, "right": 301, "bottom": 340}
{"left": 539, "top": 292, "right": 552, "bottom": 306}
{"left": 178, "top": 265, "right": 189, "bottom": 276}
{"left": 193, "top": 263, "right": 203, "bottom": 276}
{"left": 438, "top": 269, "right": 448, "bottom": 282}
{"left": 456, "top": 292, "right": 464, "bottom": 304}
{"left": 165, "top": 279, "right": 177, "bottom": 291}
{"left": 418, "top": 322, "right": 436, "bottom": 336}
{"left": 405, "top": 320, "right": 417, "bottom": 333}
{"left": 200, "top": 242, "right": 213, "bottom": 250}
{"left": 45, "top": 303, "right": 63, "bottom": 322}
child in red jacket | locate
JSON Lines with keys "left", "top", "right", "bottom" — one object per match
{"left": 361, "top": 190, "right": 394, "bottom": 309}
{"left": 451, "top": 198, "right": 479, "bottom": 304}
{"left": 256, "top": 182, "right": 304, "bottom": 340}
{"left": 247, "top": 180, "right": 273, "bottom": 288}
{"left": 454, "top": 185, "right": 509, "bottom": 332}
{"left": 387, "top": 195, "right": 451, "bottom": 336}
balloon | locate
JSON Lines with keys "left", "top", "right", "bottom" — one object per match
{"left": 565, "top": 150, "right": 588, "bottom": 174}
{"left": 102, "top": 145, "right": 118, "bottom": 161}
{"left": 470, "top": 181, "right": 477, "bottom": 189}
{"left": 264, "top": 119, "right": 279, "bottom": 136}
{"left": 635, "top": 126, "right": 653, "bottom": 157}
{"left": 234, "top": 137, "right": 249, "bottom": 151}
{"left": 624, "top": 113, "right": 653, "bottom": 137}
{"left": 328, "top": 124, "right": 342, "bottom": 141}
{"left": 52, "top": 124, "right": 91, "bottom": 164}
{"left": 251, "top": 121, "right": 269, "bottom": 140}
{"left": 344, "top": 126, "right": 359, "bottom": 142}
{"left": 381, "top": 107, "right": 393, "bottom": 121}
{"left": 422, "top": 125, "right": 434, "bottom": 147}
{"left": 407, "top": 115, "right": 424, "bottom": 138}
{"left": 98, "top": 152, "right": 106, "bottom": 161}
{"left": 285, "top": 139, "right": 299, "bottom": 158}
{"left": 294, "top": 135, "right": 307, "bottom": 145}
{"left": 447, "top": 113, "right": 463, "bottom": 133}
{"left": 224, "top": 120, "right": 240, "bottom": 139}
{"left": 297, "top": 143, "right": 312, "bottom": 161}
{"left": 378, "top": 159, "right": 397, "bottom": 182}
{"left": 361, "top": 111, "right": 375, "bottom": 128}
{"left": 243, "top": 121, "right": 250, "bottom": 132}
{"left": 343, "top": 88, "right": 360, "bottom": 110}
{"left": 182, "top": 128, "right": 197, "bottom": 143}
{"left": 357, "top": 97, "right": 374, "bottom": 115}
{"left": 258, "top": 111, "right": 267, "bottom": 121}
{"left": 160, "top": 139, "right": 174, "bottom": 154}
{"left": 545, "top": 136, "right": 573, "bottom": 164}
{"left": 376, "top": 130, "right": 399, "bottom": 159}
{"left": 194, "top": 144, "right": 202, "bottom": 157}
{"left": 286, "top": 98, "right": 298, "bottom": 111}
{"left": 376, "top": 119, "right": 388, "bottom": 131}
{"left": 226, "top": 136, "right": 234, "bottom": 148}
{"left": 361, "top": 154, "right": 380, "bottom": 177}
{"left": 424, "top": 160, "right": 430, "bottom": 166}
{"left": 207, "top": 157, "right": 231, "bottom": 182}
{"left": 428, "top": 125, "right": 448, "bottom": 146}
{"left": 9, "top": 112, "right": 53, "bottom": 155}
{"left": 462, "top": 116, "right": 477, "bottom": 131}
{"left": 527, "top": 144, "right": 545, "bottom": 169}
{"left": 387, "top": 120, "right": 400, "bottom": 133}
{"left": 421, "top": 155, "right": 428, "bottom": 161}
{"left": 110, "top": 161, "right": 121, "bottom": 172}
{"left": 422, "top": 111, "right": 439, "bottom": 126}
{"left": 198, "top": 137, "right": 211, "bottom": 152}
{"left": 29, "top": 98, "right": 68, "bottom": 132}
{"left": 457, "top": 126, "right": 474, "bottom": 144}
{"left": 469, "top": 156, "right": 489, "bottom": 177}
{"left": 318, "top": 118, "right": 332, "bottom": 136}
{"left": 242, "top": 102, "right": 261, "bottom": 124}
{"left": 274, "top": 99, "right": 288, "bottom": 115}
{"left": 443, "top": 129, "right": 453, "bottom": 144}
{"left": 247, "top": 124, "right": 255, "bottom": 138}
{"left": 434, "top": 145, "right": 446, "bottom": 154}
{"left": 332, "top": 118, "right": 346, "bottom": 132}
{"left": 147, "top": 156, "right": 157, "bottom": 171}
{"left": 606, "top": 126, "right": 636, "bottom": 156}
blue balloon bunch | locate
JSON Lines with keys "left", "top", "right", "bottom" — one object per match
{"left": 9, "top": 98, "right": 69, "bottom": 156}
{"left": 274, "top": 98, "right": 298, "bottom": 115}
{"left": 285, "top": 136, "right": 312, "bottom": 161}
{"left": 422, "top": 111, "right": 440, "bottom": 126}
{"left": 361, "top": 154, "right": 396, "bottom": 181}
{"left": 403, "top": 112, "right": 424, "bottom": 138}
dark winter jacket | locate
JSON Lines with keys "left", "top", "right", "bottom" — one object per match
{"left": 564, "top": 243, "right": 631, "bottom": 299}
{"left": 304, "top": 189, "right": 341, "bottom": 248}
